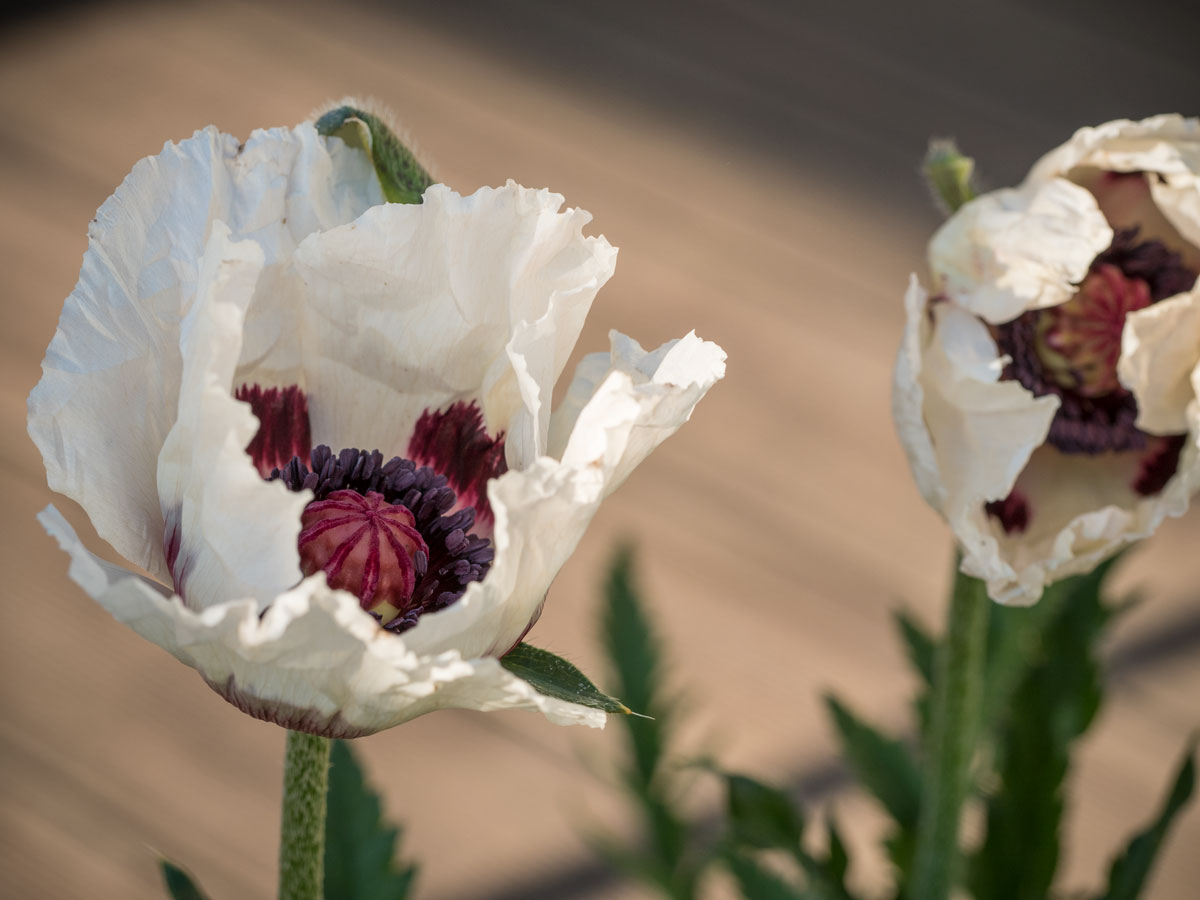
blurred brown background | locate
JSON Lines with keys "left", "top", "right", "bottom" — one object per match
{"left": 2, "top": 1, "right": 1199, "bottom": 897}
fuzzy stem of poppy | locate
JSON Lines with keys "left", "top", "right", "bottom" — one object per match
{"left": 278, "top": 730, "right": 331, "bottom": 900}
{"left": 909, "top": 567, "right": 988, "bottom": 900}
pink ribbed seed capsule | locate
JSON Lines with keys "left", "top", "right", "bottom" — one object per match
{"left": 297, "top": 489, "right": 429, "bottom": 624}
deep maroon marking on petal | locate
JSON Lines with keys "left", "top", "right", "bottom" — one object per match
{"left": 1133, "top": 434, "right": 1187, "bottom": 497}
{"left": 273, "top": 447, "right": 495, "bottom": 633}
{"left": 986, "top": 490, "right": 1031, "bottom": 535}
{"left": 163, "top": 511, "right": 191, "bottom": 601}
{"left": 408, "top": 401, "right": 507, "bottom": 526}
{"left": 236, "top": 384, "right": 312, "bottom": 477}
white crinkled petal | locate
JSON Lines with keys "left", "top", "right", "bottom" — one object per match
{"left": 403, "top": 332, "right": 726, "bottom": 660}
{"left": 920, "top": 303, "right": 1059, "bottom": 520}
{"left": 1025, "top": 114, "right": 1200, "bottom": 250}
{"left": 290, "top": 181, "right": 617, "bottom": 463}
{"left": 929, "top": 178, "right": 1113, "bottom": 324}
{"left": 27, "top": 124, "right": 381, "bottom": 581}
{"left": 891, "top": 276, "right": 947, "bottom": 510}
{"left": 900, "top": 297, "right": 1058, "bottom": 598}
{"left": 1119, "top": 284, "right": 1200, "bottom": 435}
{"left": 550, "top": 330, "right": 728, "bottom": 490}
{"left": 961, "top": 436, "right": 1200, "bottom": 604}
{"left": 39, "top": 506, "right": 605, "bottom": 734}
{"left": 156, "top": 223, "right": 310, "bottom": 611}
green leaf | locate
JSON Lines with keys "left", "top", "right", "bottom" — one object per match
{"left": 1098, "top": 742, "right": 1196, "bottom": 900}
{"left": 604, "top": 546, "right": 669, "bottom": 722}
{"left": 895, "top": 609, "right": 936, "bottom": 740}
{"left": 895, "top": 610, "right": 935, "bottom": 687}
{"left": 824, "top": 695, "right": 921, "bottom": 830}
{"left": 594, "top": 546, "right": 706, "bottom": 899}
{"left": 923, "top": 139, "right": 977, "bottom": 214}
{"left": 315, "top": 105, "right": 433, "bottom": 204}
{"left": 603, "top": 546, "right": 675, "bottom": 792}
{"left": 159, "top": 859, "right": 210, "bottom": 900}
{"left": 501, "top": 642, "right": 631, "bottom": 715}
{"left": 324, "top": 740, "right": 417, "bottom": 900}
{"left": 722, "top": 771, "right": 805, "bottom": 851}
{"left": 717, "top": 770, "right": 860, "bottom": 900}
{"left": 724, "top": 851, "right": 807, "bottom": 900}
{"left": 970, "top": 563, "right": 1114, "bottom": 900}
{"left": 825, "top": 815, "right": 849, "bottom": 887}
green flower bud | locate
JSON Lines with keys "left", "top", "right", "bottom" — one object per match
{"left": 316, "top": 103, "right": 433, "bottom": 204}
{"left": 924, "top": 138, "right": 976, "bottom": 215}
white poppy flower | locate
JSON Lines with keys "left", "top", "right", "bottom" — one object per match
{"left": 894, "top": 115, "right": 1200, "bottom": 604}
{"left": 28, "top": 121, "right": 726, "bottom": 737}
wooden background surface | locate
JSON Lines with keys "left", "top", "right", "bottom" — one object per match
{"left": 1, "top": 1, "right": 1198, "bottom": 897}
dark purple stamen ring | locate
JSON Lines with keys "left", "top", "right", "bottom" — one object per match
{"left": 996, "top": 312, "right": 1147, "bottom": 454}
{"left": 273, "top": 446, "right": 495, "bottom": 633}
{"left": 993, "top": 228, "right": 1198, "bottom": 457}
{"left": 1094, "top": 226, "right": 1197, "bottom": 303}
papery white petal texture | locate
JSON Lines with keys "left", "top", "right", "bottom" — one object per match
{"left": 28, "top": 124, "right": 382, "bottom": 583}
{"left": 30, "top": 122, "right": 724, "bottom": 735}
{"left": 896, "top": 283, "right": 1058, "bottom": 601}
{"left": 1025, "top": 114, "right": 1200, "bottom": 250}
{"left": 928, "top": 178, "right": 1112, "bottom": 324}
{"left": 287, "top": 182, "right": 617, "bottom": 470}
{"left": 1119, "top": 283, "right": 1200, "bottom": 434}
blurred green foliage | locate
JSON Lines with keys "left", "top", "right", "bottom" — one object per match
{"left": 594, "top": 548, "right": 1196, "bottom": 900}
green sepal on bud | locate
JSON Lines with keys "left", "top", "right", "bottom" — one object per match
{"left": 924, "top": 139, "right": 977, "bottom": 216}
{"left": 316, "top": 105, "right": 433, "bottom": 204}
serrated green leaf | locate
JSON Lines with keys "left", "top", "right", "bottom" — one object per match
{"left": 970, "top": 563, "right": 1114, "bottom": 900}
{"left": 324, "top": 740, "right": 417, "bottom": 900}
{"left": 501, "top": 642, "right": 631, "bottom": 715}
{"left": 315, "top": 105, "right": 433, "bottom": 204}
{"left": 725, "top": 851, "right": 808, "bottom": 900}
{"left": 1098, "top": 742, "right": 1196, "bottom": 900}
{"left": 594, "top": 547, "right": 706, "bottom": 899}
{"left": 923, "top": 139, "right": 976, "bottom": 214}
{"left": 604, "top": 547, "right": 669, "bottom": 728}
{"left": 159, "top": 859, "right": 210, "bottom": 900}
{"left": 717, "top": 769, "right": 859, "bottom": 900}
{"left": 722, "top": 771, "right": 805, "bottom": 851}
{"left": 601, "top": 549, "right": 685, "bottom": 867}
{"left": 825, "top": 695, "right": 921, "bottom": 830}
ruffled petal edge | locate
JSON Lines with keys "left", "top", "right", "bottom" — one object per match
{"left": 39, "top": 505, "right": 605, "bottom": 735}
{"left": 402, "top": 331, "right": 726, "bottom": 660}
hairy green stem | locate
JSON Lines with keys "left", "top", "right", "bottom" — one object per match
{"left": 910, "top": 568, "right": 988, "bottom": 900}
{"left": 278, "top": 730, "right": 331, "bottom": 900}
